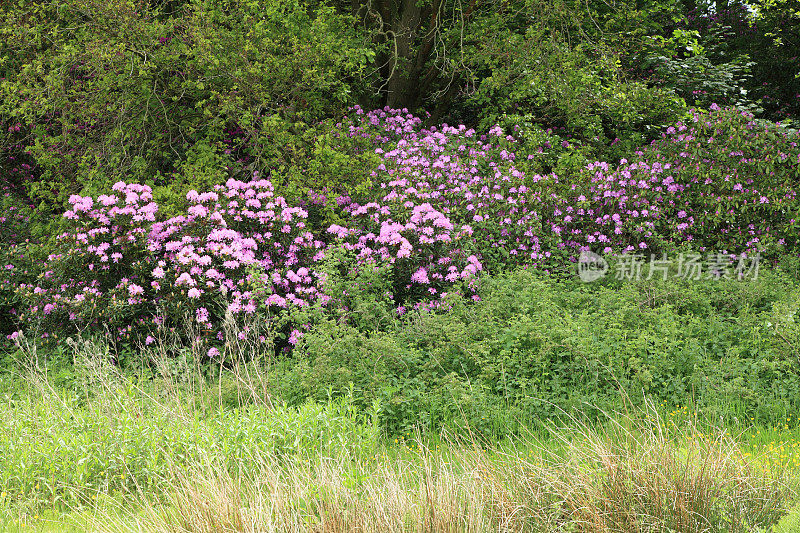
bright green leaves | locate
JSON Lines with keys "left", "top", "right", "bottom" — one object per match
{"left": 0, "top": 0, "right": 374, "bottom": 212}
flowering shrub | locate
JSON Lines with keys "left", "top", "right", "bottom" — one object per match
{"left": 329, "top": 201, "right": 480, "bottom": 304}
{"left": 554, "top": 106, "right": 800, "bottom": 256}
{"left": 0, "top": 182, "right": 38, "bottom": 336}
{"left": 12, "top": 179, "right": 325, "bottom": 348}
{"left": 339, "top": 106, "right": 799, "bottom": 270}
{"left": 4, "top": 106, "right": 800, "bottom": 351}
{"left": 330, "top": 108, "right": 558, "bottom": 276}
{"left": 7, "top": 171, "right": 485, "bottom": 347}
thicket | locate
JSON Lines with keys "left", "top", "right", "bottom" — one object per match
{"left": 1, "top": 105, "right": 798, "bottom": 434}
{"left": 1, "top": 0, "right": 800, "bottom": 436}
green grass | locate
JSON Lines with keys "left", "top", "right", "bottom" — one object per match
{"left": 1, "top": 348, "right": 798, "bottom": 532}
{"left": 774, "top": 502, "right": 800, "bottom": 533}
{"left": 2, "top": 261, "right": 800, "bottom": 531}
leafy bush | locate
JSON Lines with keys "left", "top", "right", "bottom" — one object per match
{"left": 0, "top": 183, "right": 37, "bottom": 337}
{"left": 686, "top": 3, "right": 800, "bottom": 124}
{"left": 459, "top": 0, "right": 689, "bottom": 161}
{"left": 0, "top": 182, "right": 33, "bottom": 248}
{"left": 0, "top": 0, "right": 373, "bottom": 212}
{"left": 637, "top": 26, "right": 761, "bottom": 114}
{"left": 274, "top": 266, "right": 800, "bottom": 435}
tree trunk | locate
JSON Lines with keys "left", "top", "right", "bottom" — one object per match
{"left": 348, "top": 0, "right": 474, "bottom": 111}
{"left": 385, "top": 0, "right": 424, "bottom": 108}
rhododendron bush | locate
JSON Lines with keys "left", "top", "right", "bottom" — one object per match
{"left": 332, "top": 106, "right": 798, "bottom": 265}
{"left": 10, "top": 179, "right": 327, "bottom": 348}
{"left": 2, "top": 105, "right": 799, "bottom": 351}
{"left": 5, "top": 173, "right": 482, "bottom": 348}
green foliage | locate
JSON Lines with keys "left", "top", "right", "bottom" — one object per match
{"left": 459, "top": 0, "right": 688, "bottom": 161}
{"left": 644, "top": 53, "right": 757, "bottom": 111}
{"left": 270, "top": 265, "right": 800, "bottom": 436}
{"left": 638, "top": 22, "right": 762, "bottom": 114}
{"left": 0, "top": 0, "right": 373, "bottom": 212}
{"left": 268, "top": 115, "right": 382, "bottom": 208}
{"left": 0, "top": 188, "right": 41, "bottom": 337}
{"left": 150, "top": 115, "right": 382, "bottom": 220}
{"left": 2, "top": 359, "right": 796, "bottom": 530}
{"left": 709, "top": 2, "right": 800, "bottom": 124}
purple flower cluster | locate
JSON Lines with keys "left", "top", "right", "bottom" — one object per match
{"left": 333, "top": 106, "right": 798, "bottom": 266}
{"left": 5, "top": 105, "right": 799, "bottom": 350}
{"left": 327, "top": 108, "right": 553, "bottom": 271}
{"left": 13, "top": 179, "right": 325, "bottom": 346}
{"left": 560, "top": 108, "right": 799, "bottom": 255}
{"left": 329, "top": 200, "right": 481, "bottom": 299}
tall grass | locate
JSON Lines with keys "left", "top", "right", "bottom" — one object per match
{"left": 0, "top": 339, "right": 797, "bottom": 532}
{"left": 88, "top": 409, "right": 794, "bottom": 533}
{"left": 85, "top": 409, "right": 796, "bottom": 532}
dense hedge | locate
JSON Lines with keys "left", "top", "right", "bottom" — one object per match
{"left": 276, "top": 265, "right": 800, "bottom": 434}
{"left": 2, "top": 106, "right": 798, "bottom": 344}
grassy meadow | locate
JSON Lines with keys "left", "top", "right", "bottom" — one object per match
{"left": 2, "top": 264, "right": 800, "bottom": 532}
{"left": 3, "top": 1, "right": 800, "bottom": 530}
{"left": 1, "top": 360, "right": 799, "bottom": 532}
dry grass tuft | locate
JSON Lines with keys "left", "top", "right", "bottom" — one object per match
{"left": 91, "top": 403, "right": 795, "bottom": 533}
